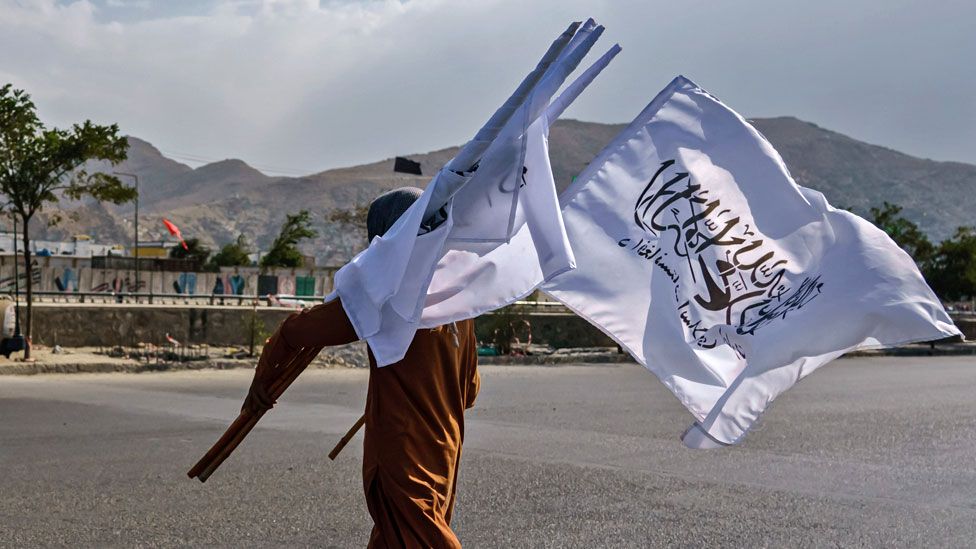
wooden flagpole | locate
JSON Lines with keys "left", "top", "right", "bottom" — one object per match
{"left": 187, "top": 346, "right": 323, "bottom": 482}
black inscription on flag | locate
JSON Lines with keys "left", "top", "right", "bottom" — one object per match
{"left": 617, "top": 159, "right": 824, "bottom": 357}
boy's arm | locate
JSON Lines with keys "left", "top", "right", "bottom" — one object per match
{"left": 243, "top": 298, "right": 359, "bottom": 414}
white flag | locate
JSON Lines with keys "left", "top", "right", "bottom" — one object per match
{"left": 543, "top": 76, "right": 961, "bottom": 448}
{"left": 334, "top": 21, "right": 617, "bottom": 365}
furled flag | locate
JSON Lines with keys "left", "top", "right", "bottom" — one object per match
{"left": 424, "top": 42, "right": 620, "bottom": 326}
{"left": 334, "top": 20, "right": 618, "bottom": 365}
{"left": 542, "top": 76, "right": 961, "bottom": 448}
{"left": 162, "top": 218, "right": 189, "bottom": 250}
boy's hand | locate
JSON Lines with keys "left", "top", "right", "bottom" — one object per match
{"left": 242, "top": 333, "right": 294, "bottom": 414}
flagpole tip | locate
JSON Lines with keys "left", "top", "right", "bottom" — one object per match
{"left": 680, "top": 423, "right": 730, "bottom": 450}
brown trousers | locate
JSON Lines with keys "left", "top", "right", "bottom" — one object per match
{"left": 273, "top": 300, "right": 480, "bottom": 548}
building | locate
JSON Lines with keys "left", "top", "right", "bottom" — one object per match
{"left": 131, "top": 240, "right": 179, "bottom": 259}
{"left": 0, "top": 232, "right": 337, "bottom": 299}
{"left": 0, "top": 232, "right": 123, "bottom": 258}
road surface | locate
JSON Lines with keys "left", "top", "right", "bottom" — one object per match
{"left": 2, "top": 356, "right": 975, "bottom": 547}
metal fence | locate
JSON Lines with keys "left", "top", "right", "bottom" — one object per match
{"left": 17, "top": 290, "right": 573, "bottom": 311}
{"left": 24, "top": 290, "right": 325, "bottom": 307}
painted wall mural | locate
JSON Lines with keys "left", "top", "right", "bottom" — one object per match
{"left": 0, "top": 257, "right": 335, "bottom": 297}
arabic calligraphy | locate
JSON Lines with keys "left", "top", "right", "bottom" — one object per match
{"left": 618, "top": 159, "right": 823, "bottom": 357}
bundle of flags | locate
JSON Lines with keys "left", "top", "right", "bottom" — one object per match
{"left": 332, "top": 19, "right": 619, "bottom": 365}
{"left": 194, "top": 19, "right": 960, "bottom": 480}
{"left": 190, "top": 20, "right": 622, "bottom": 481}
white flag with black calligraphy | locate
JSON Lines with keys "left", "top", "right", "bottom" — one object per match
{"left": 543, "top": 76, "right": 961, "bottom": 448}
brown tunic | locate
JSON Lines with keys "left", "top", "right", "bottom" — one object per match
{"left": 265, "top": 299, "right": 480, "bottom": 548}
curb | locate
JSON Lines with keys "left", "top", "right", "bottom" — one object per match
{"left": 478, "top": 353, "right": 635, "bottom": 366}
{"left": 844, "top": 344, "right": 976, "bottom": 358}
{"left": 2, "top": 345, "right": 973, "bottom": 375}
{"left": 0, "top": 359, "right": 256, "bottom": 376}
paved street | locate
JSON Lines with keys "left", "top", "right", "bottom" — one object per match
{"left": 2, "top": 357, "right": 975, "bottom": 547}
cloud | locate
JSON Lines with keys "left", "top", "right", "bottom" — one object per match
{"left": 4, "top": 0, "right": 464, "bottom": 171}
{"left": 104, "top": 0, "right": 150, "bottom": 8}
{"left": 1, "top": 0, "right": 974, "bottom": 174}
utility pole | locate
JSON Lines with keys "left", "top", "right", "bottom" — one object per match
{"left": 113, "top": 172, "right": 139, "bottom": 300}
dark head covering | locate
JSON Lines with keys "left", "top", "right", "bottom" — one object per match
{"left": 367, "top": 186, "right": 423, "bottom": 241}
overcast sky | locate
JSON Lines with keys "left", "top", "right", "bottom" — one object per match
{"left": 1, "top": 0, "right": 973, "bottom": 175}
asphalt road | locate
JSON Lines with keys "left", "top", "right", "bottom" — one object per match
{"left": 2, "top": 356, "right": 975, "bottom": 548}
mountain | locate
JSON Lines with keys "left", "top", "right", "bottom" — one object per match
{"left": 81, "top": 137, "right": 194, "bottom": 207}
{"left": 40, "top": 118, "right": 976, "bottom": 265}
{"left": 749, "top": 117, "right": 976, "bottom": 241}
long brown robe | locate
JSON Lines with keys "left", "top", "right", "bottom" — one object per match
{"left": 264, "top": 299, "right": 479, "bottom": 548}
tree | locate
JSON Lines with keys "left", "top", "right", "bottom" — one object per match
{"left": 209, "top": 233, "right": 252, "bottom": 268}
{"left": 260, "top": 210, "right": 318, "bottom": 268}
{"left": 0, "top": 84, "right": 135, "bottom": 358}
{"left": 327, "top": 204, "right": 370, "bottom": 260}
{"left": 869, "top": 202, "right": 935, "bottom": 268}
{"left": 327, "top": 204, "right": 369, "bottom": 232}
{"left": 169, "top": 237, "right": 211, "bottom": 268}
{"left": 926, "top": 227, "right": 976, "bottom": 301}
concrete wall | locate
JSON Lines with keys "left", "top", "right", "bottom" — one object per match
{"left": 951, "top": 317, "right": 976, "bottom": 340}
{"left": 21, "top": 303, "right": 971, "bottom": 350}
{"left": 474, "top": 311, "right": 615, "bottom": 349}
{"left": 25, "top": 304, "right": 616, "bottom": 349}
{"left": 29, "top": 304, "right": 295, "bottom": 348}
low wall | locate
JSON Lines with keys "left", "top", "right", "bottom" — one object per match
{"left": 24, "top": 303, "right": 616, "bottom": 349}
{"left": 28, "top": 304, "right": 294, "bottom": 348}
{"left": 474, "top": 311, "right": 615, "bottom": 349}
{"left": 21, "top": 303, "right": 971, "bottom": 350}
{"left": 952, "top": 317, "right": 976, "bottom": 340}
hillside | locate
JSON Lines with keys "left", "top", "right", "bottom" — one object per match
{"left": 38, "top": 117, "right": 976, "bottom": 265}
{"left": 751, "top": 117, "right": 976, "bottom": 241}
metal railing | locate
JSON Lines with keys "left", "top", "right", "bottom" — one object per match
{"left": 21, "top": 291, "right": 327, "bottom": 307}
{"left": 13, "top": 291, "right": 573, "bottom": 311}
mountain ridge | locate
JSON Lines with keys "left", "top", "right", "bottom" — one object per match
{"left": 39, "top": 117, "right": 976, "bottom": 266}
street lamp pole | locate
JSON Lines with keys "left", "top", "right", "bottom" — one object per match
{"left": 0, "top": 210, "right": 27, "bottom": 358}
{"left": 11, "top": 211, "right": 21, "bottom": 337}
{"left": 113, "top": 172, "right": 139, "bottom": 300}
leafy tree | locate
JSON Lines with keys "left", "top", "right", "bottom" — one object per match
{"left": 0, "top": 84, "right": 135, "bottom": 358}
{"left": 260, "top": 210, "right": 318, "bottom": 268}
{"left": 169, "top": 237, "right": 211, "bottom": 267}
{"left": 869, "top": 202, "right": 935, "bottom": 267}
{"left": 210, "top": 233, "right": 252, "bottom": 268}
{"left": 926, "top": 227, "right": 976, "bottom": 301}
